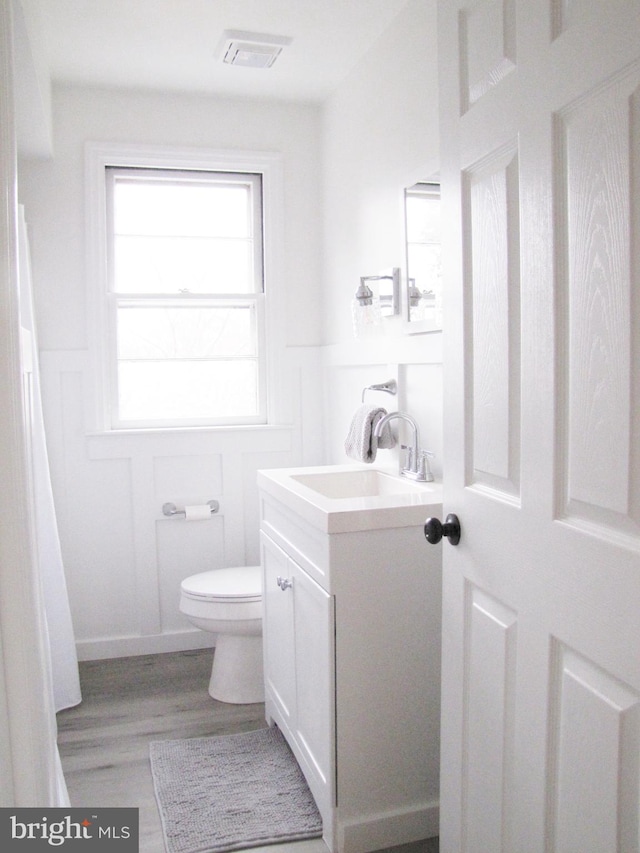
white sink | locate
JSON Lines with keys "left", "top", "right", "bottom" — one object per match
{"left": 291, "top": 468, "right": 427, "bottom": 498}
{"left": 257, "top": 464, "right": 442, "bottom": 533}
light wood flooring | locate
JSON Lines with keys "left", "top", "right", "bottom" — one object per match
{"left": 57, "top": 649, "right": 439, "bottom": 853}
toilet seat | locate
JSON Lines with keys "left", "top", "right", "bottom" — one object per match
{"left": 180, "top": 566, "right": 261, "bottom": 604}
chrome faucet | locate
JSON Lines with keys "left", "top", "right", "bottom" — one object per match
{"left": 373, "top": 411, "right": 434, "bottom": 482}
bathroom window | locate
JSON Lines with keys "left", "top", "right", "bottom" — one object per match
{"left": 103, "top": 166, "right": 266, "bottom": 428}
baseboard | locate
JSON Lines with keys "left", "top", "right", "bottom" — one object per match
{"left": 76, "top": 630, "right": 215, "bottom": 661}
{"left": 339, "top": 800, "right": 440, "bottom": 853}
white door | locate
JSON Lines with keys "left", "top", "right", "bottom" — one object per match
{"left": 437, "top": 1, "right": 640, "bottom": 850}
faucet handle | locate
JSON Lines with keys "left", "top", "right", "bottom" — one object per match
{"left": 401, "top": 444, "right": 414, "bottom": 470}
{"left": 419, "top": 450, "right": 435, "bottom": 482}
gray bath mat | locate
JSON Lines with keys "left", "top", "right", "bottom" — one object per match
{"left": 149, "top": 726, "right": 322, "bottom": 853}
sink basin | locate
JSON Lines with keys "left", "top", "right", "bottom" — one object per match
{"left": 257, "top": 464, "right": 442, "bottom": 533}
{"left": 291, "top": 468, "right": 427, "bottom": 499}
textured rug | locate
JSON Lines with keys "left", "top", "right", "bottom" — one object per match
{"left": 149, "top": 726, "right": 322, "bottom": 853}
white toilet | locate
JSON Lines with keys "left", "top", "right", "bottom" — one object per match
{"left": 179, "top": 565, "right": 264, "bottom": 704}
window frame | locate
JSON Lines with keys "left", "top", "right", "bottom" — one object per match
{"left": 86, "top": 143, "right": 285, "bottom": 433}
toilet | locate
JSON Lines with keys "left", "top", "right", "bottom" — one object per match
{"left": 179, "top": 565, "right": 264, "bottom": 704}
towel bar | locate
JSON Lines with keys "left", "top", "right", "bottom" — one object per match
{"left": 361, "top": 378, "right": 397, "bottom": 402}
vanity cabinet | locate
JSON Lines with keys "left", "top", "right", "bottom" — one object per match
{"left": 261, "top": 531, "right": 335, "bottom": 820}
{"left": 258, "top": 466, "right": 443, "bottom": 853}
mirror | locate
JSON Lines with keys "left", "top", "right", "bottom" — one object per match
{"left": 404, "top": 181, "right": 442, "bottom": 332}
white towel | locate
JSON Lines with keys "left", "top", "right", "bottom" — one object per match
{"left": 344, "top": 405, "right": 397, "bottom": 463}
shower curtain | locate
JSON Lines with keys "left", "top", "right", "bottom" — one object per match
{"left": 18, "top": 206, "right": 81, "bottom": 713}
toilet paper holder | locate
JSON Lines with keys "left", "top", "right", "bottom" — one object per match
{"left": 162, "top": 500, "right": 220, "bottom": 518}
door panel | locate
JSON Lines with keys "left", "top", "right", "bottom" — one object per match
{"left": 465, "top": 143, "right": 521, "bottom": 499}
{"left": 438, "top": 2, "right": 640, "bottom": 850}
{"left": 459, "top": 0, "right": 516, "bottom": 111}
{"left": 547, "top": 642, "right": 640, "bottom": 853}
{"left": 462, "top": 585, "right": 517, "bottom": 853}
{"left": 556, "top": 70, "right": 640, "bottom": 538}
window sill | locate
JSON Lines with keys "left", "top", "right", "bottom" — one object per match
{"left": 85, "top": 423, "right": 295, "bottom": 460}
{"left": 86, "top": 423, "right": 293, "bottom": 438}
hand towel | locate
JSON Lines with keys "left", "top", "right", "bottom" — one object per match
{"left": 344, "top": 405, "right": 396, "bottom": 463}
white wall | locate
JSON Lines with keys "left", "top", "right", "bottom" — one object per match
{"left": 320, "top": 0, "right": 443, "bottom": 477}
{"left": 13, "top": 0, "right": 52, "bottom": 158}
{"left": 18, "top": 85, "right": 325, "bottom": 658}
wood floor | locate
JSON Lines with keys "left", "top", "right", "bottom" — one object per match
{"left": 57, "top": 649, "right": 439, "bottom": 853}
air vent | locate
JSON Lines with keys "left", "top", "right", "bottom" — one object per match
{"left": 216, "top": 30, "right": 292, "bottom": 69}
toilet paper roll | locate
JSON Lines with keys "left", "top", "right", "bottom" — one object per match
{"left": 184, "top": 504, "right": 211, "bottom": 521}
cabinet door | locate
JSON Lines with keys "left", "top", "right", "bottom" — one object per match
{"left": 261, "top": 533, "right": 296, "bottom": 727}
{"left": 293, "top": 563, "right": 335, "bottom": 812}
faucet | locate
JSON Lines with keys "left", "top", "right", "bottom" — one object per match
{"left": 373, "top": 412, "right": 434, "bottom": 482}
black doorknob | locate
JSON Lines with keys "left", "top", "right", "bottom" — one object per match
{"left": 424, "top": 514, "right": 461, "bottom": 546}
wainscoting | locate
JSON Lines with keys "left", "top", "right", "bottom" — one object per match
{"left": 57, "top": 650, "right": 439, "bottom": 853}
{"left": 41, "top": 347, "right": 324, "bottom": 660}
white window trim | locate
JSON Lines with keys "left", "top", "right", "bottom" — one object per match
{"left": 85, "top": 141, "right": 286, "bottom": 433}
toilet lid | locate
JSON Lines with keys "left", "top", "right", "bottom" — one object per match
{"left": 180, "top": 566, "right": 262, "bottom": 603}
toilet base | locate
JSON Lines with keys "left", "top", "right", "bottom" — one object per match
{"left": 209, "top": 633, "right": 265, "bottom": 704}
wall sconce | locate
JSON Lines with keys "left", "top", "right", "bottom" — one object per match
{"left": 408, "top": 278, "right": 421, "bottom": 307}
{"left": 408, "top": 278, "right": 437, "bottom": 322}
{"left": 351, "top": 267, "right": 400, "bottom": 339}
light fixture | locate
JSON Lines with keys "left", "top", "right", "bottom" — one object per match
{"left": 352, "top": 278, "right": 381, "bottom": 339}
{"left": 408, "top": 278, "right": 421, "bottom": 307}
{"left": 351, "top": 268, "right": 400, "bottom": 339}
{"left": 408, "top": 278, "right": 437, "bottom": 321}
{"left": 216, "top": 30, "right": 292, "bottom": 69}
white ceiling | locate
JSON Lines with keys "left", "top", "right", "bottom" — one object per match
{"left": 32, "top": 0, "right": 412, "bottom": 102}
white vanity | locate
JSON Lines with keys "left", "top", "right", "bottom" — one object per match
{"left": 257, "top": 464, "right": 443, "bottom": 853}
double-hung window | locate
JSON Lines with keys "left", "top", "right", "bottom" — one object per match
{"left": 104, "top": 166, "right": 266, "bottom": 428}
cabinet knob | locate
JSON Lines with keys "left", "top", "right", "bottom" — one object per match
{"left": 276, "top": 576, "right": 293, "bottom": 591}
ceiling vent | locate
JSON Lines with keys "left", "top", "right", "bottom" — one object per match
{"left": 216, "top": 30, "right": 292, "bottom": 69}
